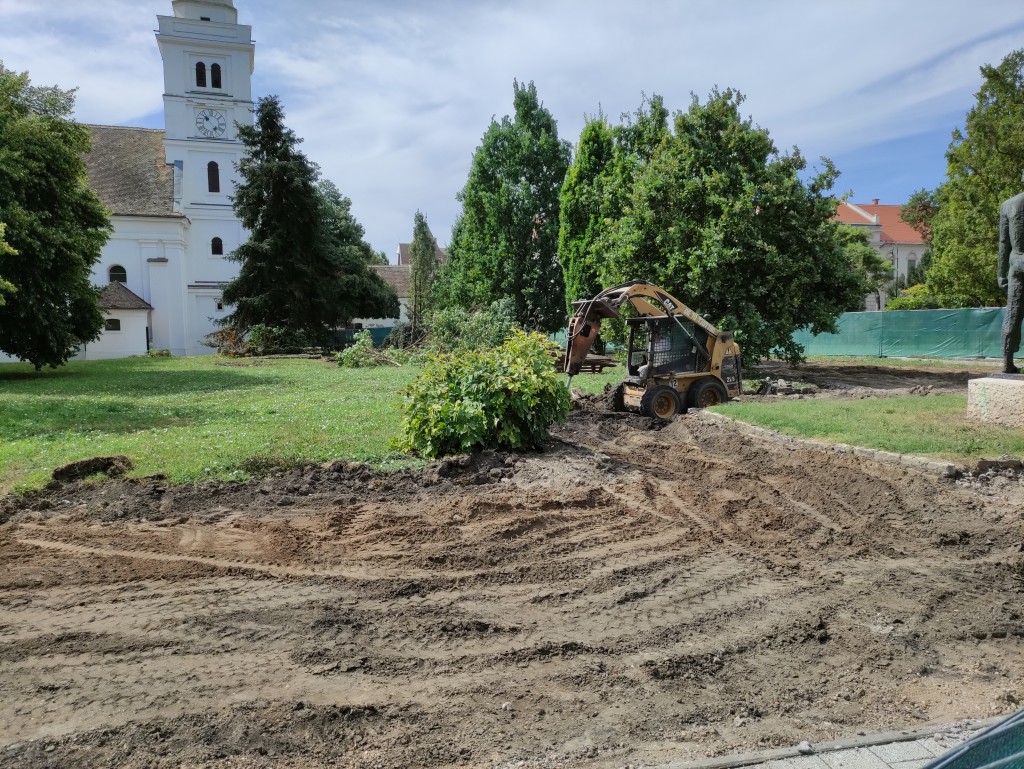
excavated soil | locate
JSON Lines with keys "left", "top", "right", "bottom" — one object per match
{"left": 1, "top": 364, "right": 1023, "bottom": 768}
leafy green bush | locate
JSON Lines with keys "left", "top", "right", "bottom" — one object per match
{"left": 336, "top": 329, "right": 378, "bottom": 368}
{"left": 428, "top": 297, "right": 518, "bottom": 352}
{"left": 397, "top": 330, "right": 570, "bottom": 458}
{"left": 885, "top": 284, "right": 941, "bottom": 311}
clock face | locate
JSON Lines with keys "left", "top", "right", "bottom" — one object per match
{"left": 195, "top": 109, "right": 227, "bottom": 138}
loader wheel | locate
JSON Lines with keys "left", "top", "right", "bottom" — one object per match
{"left": 640, "top": 385, "right": 681, "bottom": 420}
{"left": 607, "top": 383, "right": 625, "bottom": 412}
{"left": 689, "top": 378, "right": 729, "bottom": 409}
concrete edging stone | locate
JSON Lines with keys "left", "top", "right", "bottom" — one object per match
{"left": 654, "top": 716, "right": 1003, "bottom": 769}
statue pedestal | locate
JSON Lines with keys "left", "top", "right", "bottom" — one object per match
{"left": 967, "top": 374, "right": 1024, "bottom": 427}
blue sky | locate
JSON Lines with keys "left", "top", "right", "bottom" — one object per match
{"left": 2, "top": 0, "right": 1023, "bottom": 258}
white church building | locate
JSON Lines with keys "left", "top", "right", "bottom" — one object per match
{"left": 76, "top": 0, "right": 252, "bottom": 358}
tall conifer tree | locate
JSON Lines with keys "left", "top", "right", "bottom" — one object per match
{"left": 408, "top": 211, "right": 439, "bottom": 339}
{"left": 222, "top": 96, "right": 397, "bottom": 342}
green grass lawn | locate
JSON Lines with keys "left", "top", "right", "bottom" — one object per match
{"left": 715, "top": 395, "right": 1024, "bottom": 462}
{"left": 4, "top": 354, "right": 1014, "bottom": 493}
{"left": 0, "top": 356, "right": 622, "bottom": 493}
{"left": 0, "top": 356, "right": 426, "bottom": 493}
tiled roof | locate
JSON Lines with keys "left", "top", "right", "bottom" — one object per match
{"left": 835, "top": 201, "right": 923, "bottom": 245}
{"left": 372, "top": 264, "right": 411, "bottom": 298}
{"left": 99, "top": 282, "right": 153, "bottom": 311}
{"left": 84, "top": 125, "right": 181, "bottom": 218}
{"left": 396, "top": 243, "right": 448, "bottom": 266}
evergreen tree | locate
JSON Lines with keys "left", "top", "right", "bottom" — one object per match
{"left": 408, "top": 211, "right": 439, "bottom": 339}
{"left": 436, "top": 81, "right": 571, "bottom": 332}
{"left": 0, "top": 63, "right": 110, "bottom": 369}
{"left": 221, "top": 96, "right": 397, "bottom": 342}
{"left": 927, "top": 49, "right": 1024, "bottom": 307}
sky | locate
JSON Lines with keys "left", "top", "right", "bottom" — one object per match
{"left": 2, "top": 0, "right": 1023, "bottom": 260}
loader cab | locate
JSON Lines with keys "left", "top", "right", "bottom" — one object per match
{"left": 625, "top": 316, "right": 709, "bottom": 382}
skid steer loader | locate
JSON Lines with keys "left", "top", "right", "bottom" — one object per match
{"left": 563, "top": 281, "right": 741, "bottom": 419}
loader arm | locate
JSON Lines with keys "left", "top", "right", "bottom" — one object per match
{"left": 563, "top": 281, "right": 720, "bottom": 376}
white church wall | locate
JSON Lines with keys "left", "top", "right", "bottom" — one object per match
{"left": 186, "top": 290, "right": 229, "bottom": 356}
{"left": 80, "top": 311, "right": 151, "bottom": 359}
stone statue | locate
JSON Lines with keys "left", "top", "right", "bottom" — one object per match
{"left": 998, "top": 171, "right": 1024, "bottom": 374}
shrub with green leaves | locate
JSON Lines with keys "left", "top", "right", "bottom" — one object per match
{"left": 428, "top": 296, "right": 519, "bottom": 352}
{"left": 397, "top": 330, "right": 570, "bottom": 458}
{"left": 336, "top": 329, "right": 377, "bottom": 368}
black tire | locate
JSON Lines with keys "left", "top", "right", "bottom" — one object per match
{"left": 640, "top": 385, "right": 681, "bottom": 420}
{"left": 607, "top": 383, "right": 625, "bottom": 412}
{"left": 689, "top": 378, "right": 729, "bottom": 409}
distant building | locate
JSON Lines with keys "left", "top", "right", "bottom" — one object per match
{"left": 351, "top": 244, "right": 448, "bottom": 329}
{"left": 835, "top": 200, "right": 925, "bottom": 310}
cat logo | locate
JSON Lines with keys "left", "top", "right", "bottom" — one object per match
{"left": 655, "top": 291, "right": 677, "bottom": 312}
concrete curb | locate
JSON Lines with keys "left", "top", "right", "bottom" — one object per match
{"left": 689, "top": 410, "right": 959, "bottom": 479}
{"left": 655, "top": 716, "right": 1002, "bottom": 769}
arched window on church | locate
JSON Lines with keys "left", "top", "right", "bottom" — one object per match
{"left": 109, "top": 265, "right": 127, "bottom": 284}
{"left": 195, "top": 62, "right": 207, "bottom": 88}
{"left": 211, "top": 237, "right": 224, "bottom": 256}
{"left": 207, "top": 161, "right": 220, "bottom": 193}
{"left": 211, "top": 64, "right": 222, "bottom": 89}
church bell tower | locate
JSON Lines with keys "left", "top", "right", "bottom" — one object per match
{"left": 154, "top": 0, "right": 254, "bottom": 355}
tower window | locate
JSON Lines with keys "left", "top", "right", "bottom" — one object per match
{"left": 195, "top": 62, "right": 207, "bottom": 88}
{"left": 216, "top": 301, "right": 224, "bottom": 311}
{"left": 211, "top": 64, "right": 222, "bottom": 89}
{"left": 207, "top": 161, "right": 220, "bottom": 193}
{"left": 211, "top": 237, "right": 224, "bottom": 255}
{"left": 109, "top": 265, "right": 127, "bottom": 284}
{"left": 200, "top": 16, "right": 211, "bottom": 21}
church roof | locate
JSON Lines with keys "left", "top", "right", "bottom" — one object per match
{"left": 99, "top": 282, "right": 154, "bottom": 311}
{"left": 84, "top": 125, "right": 181, "bottom": 218}
{"left": 372, "top": 264, "right": 411, "bottom": 299}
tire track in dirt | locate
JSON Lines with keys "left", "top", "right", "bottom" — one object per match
{"left": 1, "top": 405, "right": 1022, "bottom": 768}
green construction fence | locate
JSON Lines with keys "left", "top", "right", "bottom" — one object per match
{"left": 792, "top": 308, "right": 1006, "bottom": 358}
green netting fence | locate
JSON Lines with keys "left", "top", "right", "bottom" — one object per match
{"left": 793, "top": 308, "right": 1006, "bottom": 358}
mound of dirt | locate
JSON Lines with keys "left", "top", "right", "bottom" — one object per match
{"left": 1, "top": 404, "right": 1023, "bottom": 768}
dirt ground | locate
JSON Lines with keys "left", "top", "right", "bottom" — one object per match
{"left": 1, "top": 363, "right": 1023, "bottom": 769}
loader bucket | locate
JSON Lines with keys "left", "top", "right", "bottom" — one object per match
{"left": 564, "top": 315, "right": 602, "bottom": 376}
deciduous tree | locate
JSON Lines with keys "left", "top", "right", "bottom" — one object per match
{"left": 558, "top": 96, "right": 670, "bottom": 312}
{"left": 221, "top": 96, "right": 397, "bottom": 343}
{"left": 598, "top": 89, "right": 861, "bottom": 362}
{"left": 0, "top": 63, "right": 110, "bottom": 369}
{"left": 837, "top": 225, "right": 893, "bottom": 310}
{"left": 437, "top": 81, "right": 571, "bottom": 332}
{"left": 926, "top": 49, "right": 1024, "bottom": 307}
{"left": 0, "top": 223, "right": 15, "bottom": 306}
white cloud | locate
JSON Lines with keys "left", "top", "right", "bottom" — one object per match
{"left": 2, "top": 0, "right": 1023, "bottom": 254}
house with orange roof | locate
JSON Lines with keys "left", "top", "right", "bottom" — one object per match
{"left": 835, "top": 200, "right": 926, "bottom": 310}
